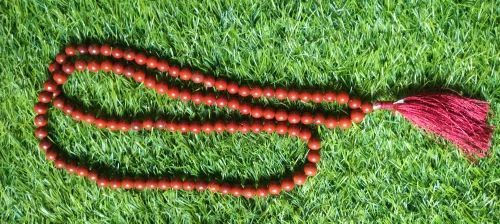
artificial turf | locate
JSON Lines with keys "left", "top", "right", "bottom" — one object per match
{"left": 1, "top": 0, "right": 499, "bottom": 223}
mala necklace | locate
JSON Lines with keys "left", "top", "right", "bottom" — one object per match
{"left": 34, "top": 44, "right": 494, "bottom": 198}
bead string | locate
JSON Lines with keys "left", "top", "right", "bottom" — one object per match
{"left": 34, "top": 44, "right": 374, "bottom": 198}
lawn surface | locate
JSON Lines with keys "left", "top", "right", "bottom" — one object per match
{"left": 1, "top": 0, "right": 499, "bottom": 223}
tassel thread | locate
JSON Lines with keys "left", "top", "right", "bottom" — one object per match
{"left": 374, "top": 93, "right": 494, "bottom": 158}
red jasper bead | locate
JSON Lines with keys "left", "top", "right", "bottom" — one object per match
{"left": 88, "top": 44, "right": 100, "bottom": 55}
{"left": 275, "top": 110, "right": 288, "bottom": 121}
{"left": 250, "top": 122, "right": 262, "bottom": 133}
{"left": 227, "top": 98, "right": 239, "bottom": 110}
{"left": 62, "top": 104, "right": 74, "bottom": 114}
{"left": 225, "top": 122, "right": 238, "bottom": 133}
{"left": 324, "top": 92, "right": 336, "bottom": 102}
{"left": 275, "top": 123, "right": 288, "bottom": 134}
{"left": 219, "top": 183, "right": 231, "bottom": 194}
{"left": 304, "top": 163, "right": 317, "bottom": 176}
{"left": 287, "top": 90, "right": 299, "bottom": 101}
{"left": 133, "top": 70, "right": 146, "bottom": 83}
{"left": 287, "top": 112, "right": 301, "bottom": 124}
{"left": 111, "top": 48, "right": 123, "bottom": 59}
{"left": 307, "top": 151, "right": 320, "bottom": 163}
{"left": 112, "top": 62, "right": 124, "bottom": 74}
{"left": 337, "top": 91, "right": 349, "bottom": 104}
{"left": 300, "top": 113, "right": 313, "bottom": 125}
{"left": 77, "top": 44, "right": 88, "bottom": 54}
{"left": 250, "top": 87, "right": 262, "bottom": 98}
{"left": 263, "top": 122, "right": 275, "bottom": 133}
{"left": 300, "top": 91, "right": 311, "bottom": 102}
{"left": 157, "top": 60, "right": 169, "bottom": 72}
{"left": 130, "top": 121, "right": 142, "bottom": 131}
{"left": 350, "top": 110, "right": 365, "bottom": 123}
{"left": 100, "top": 44, "right": 112, "bottom": 56}
{"left": 293, "top": 172, "right": 307, "bottom": 185}
{"left": 287, "top": 125, "right": 301, "bottom": 137}
{"left": 48, "top": 63, "right": 59, "bottom": 72}
{"left": 338, "top": 117, "right": 352, "bottom": 129}
{"left": 142, "top": 119, "right": 154, "bottom": 130}
{"left": 348, "top": 98, "right": 362, "bottom": 109}
{"left": 239, "top": 103, "right": 251, "bottom": 114}
{"left": 203, "top": 94, "right": 216, "bottom": 105}
{"left": 256, "top": 187, "right": 268, "bottom": 197}
{"left": 214, "top": 79, "right": 227, "bottom": 90}
{"left": 39, "top": 138, "right": 52, "bottom": 151}
{"left": 268, "top": 183, "right": 281, "bottom": 195}
{"left": 182, "top": 180, "right": 195, "bottom": 191}
{"left": 226, "top": 82, "right": 239, "bottom": 94}
{"left": 262, "top": 88, "right": 274, "bottom": 98}
{"left": 274, "top": 88, "right": 287, "bottom": 100}
{"left": 360, "top": 102, "right": 373, "bottom": 113}
{"left": 52, "top": 97, "right": 65, "bottom": 109}
{"left": 307, "top": 138, "right": 321, "bottom": 150}
{"left": 75, "top": 60, "right": 87, "bottom": 71}
{"left": 77, "top": 167, "right": 89, "bottom": 176}
{"left": 230, "top": 186, "right": 242, "bottom": 197}
{"left": 146, "top": 56, "right": 158, "bottom": 68}
{"left": 262, "top": 108, "right": 275, "bottom": 120}
{"left": 191, "top": 71, "right": 204, "bottom": 83}
{"left": 158, "top": 179, "right": 171, "bottom": 189}
{"left": 83, "top": 113, "right": 95, "bottom": 123}
{"left": 250, "top": 106, "right": 263, "bottom": 118}
{"left": 55, "top": 53, "right": 66, "bottom": 64}
{"left": 122, "top": 179, "right": 134, "bottom": 189}
{"left": 118, "top": 122, "right": 131, "bottom": 131}
{"left": 299, "top": 129, "right": 312, "bottom": 141}
{"left": 313, "top": 113, "right": 325, "bottom": 125}
{"left": 34, "top": 102, "right": 49, "bottom": 114}
{"left": 281, "top": 179, "right": 295, "bottom": 191}
{"left": 243, "top": 188, "right": 255, "bottom": 198}
{"left": 71, "top": 110, "right": 84, "bottom": 121}
{"left": 215, "top": 97, "right": 227, "bottom": 107}
{"left": 238, "top": 86, "right": 250, "bottom": 97}
{"left": 100, "top": 60, "right": 113, "bottom": 72}
{"left": 146, "top": 179, "right": 158, "bottom": 189}
{"left": 208, "top": 181, "right": 220, "bottom": 192}
{"left": 312, "top": 92, "right": 323, "bottom": 103}
{"left": 324, "top": 116, "right": 337, "bottom": 128}
{"left": 94, "top": 118, "right": 107, "bottom": 128}
{"left": 133, "top": 179, "right": 146, "bottom": 189}
{"left": 34, "top": 114, "right": 48, "bottom": 127}
{"left": 170, "top": 178, "right": 182, "bottom": 190}
{"left": 87, "top": 171, "right": 98, "bottom": 181}
{"left": 52, "top": 72, "right": 68, "bottom": 84}
{"left": 64, "top": 45, "right": 76, "bottom": 56}
{"left": 110, "top": 179, "right": 122, "bottom": 189}
{"left": 144, "top": 75, "right": 157, "bottom": 89}
{"left": 155, "top": 82, "right": 169, "bottom": 94}
{"left": 168, "top": 66, "right": 180, "bottom": 77}
{"left": 179, "top": 69, "right": 192, "bottom": 81}
{"left": 87, "top": 60, "right": 100, "bottom": 72}
{"left": 123, "top": 49, "right": 135, "bottom": 60}
{"left": 195, "top": 181, "right": 208, "bottom": 191}
{"left": 54, "top": 159, "right": 66, "bottom": 169}
{"left": 238, "top": 122, "right": 250, "bottom": 133}
{"left": 45, "top": 149, "right": 57, "bottom": 161}
{"left": 38, "top": 91, "right": 53, "bottom": 103}
{"left": 134, "top": 53, "right": 147, "bottom": 65}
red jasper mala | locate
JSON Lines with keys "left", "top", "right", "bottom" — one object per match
{"left": 34, "top": 43, "right": 494, "bottom": 198}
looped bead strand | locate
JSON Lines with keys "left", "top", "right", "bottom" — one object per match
{"left": 33, "top": 44, "right": 374, "bottom": 198}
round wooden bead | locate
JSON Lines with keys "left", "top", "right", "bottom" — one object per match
{"left": 337, "top": 91, "right": 349, "bottom": 104}
{"left": 304, "top": 163, "right": 317, "bottom": 176}
{"left": 243, "top": 188, "right": 255, "bottom": 198}
{"left": 39, "top": 138, "right": 52, "bottom": 151}
{"left": 34, "top": 102, "right": 49, "bottom": 114}
{"left": 268, "top": 183, "right": 281, "bottom": 195}
{"left": 348, "top": 98, "right": 362, "bottom": 109}
{"left": 38, "top": 91, "right": 53, "bottom": 103}
{"left": 287, "top": 90, "right": 299, "bottom": 101}
{"left": 350, "top": 110, "right": 365, "bottom": 123}
{"left": 293, "top": 172, "right": 307, "bottom": 185}
{"left": 34, "top": 114, "right": 48, "bottom": 127}
{"left": 88, "top": 44, "right": 100, "bottom": 55}
{"left": 360, "top": 102, "right": 373, "bottom": 113}
{"left": 307, "top": 151, "right": 320, "bottom": 163}
{"left": 65, "top": 45, "right": 76, "bottom": 56}
{"left": 338, "top": 117, "right": 352, "bottom": 129}
{"left": 100, "top": 44, "right": 112, "bottom": 56}
{"left": 281, "top": 179, "right": 294, "bottom": 191}
{"left": 307, "top": 138, "right": 321, "bottom": 150}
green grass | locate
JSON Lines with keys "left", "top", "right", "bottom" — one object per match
{"left": 1, "top": 0, "right": 499, "bottom": 223}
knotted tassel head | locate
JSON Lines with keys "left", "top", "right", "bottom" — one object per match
{"left": 374, "top": 93, "right": 494, "bottom": 158}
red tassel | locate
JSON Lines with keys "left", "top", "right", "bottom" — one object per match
{"left": 374, "top": 93, "right": 494, "bottom": 158}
